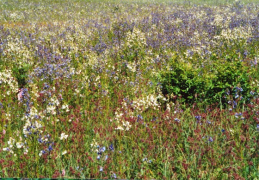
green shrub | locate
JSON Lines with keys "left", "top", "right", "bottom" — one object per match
{"left": 159, "top": 54, "right": 258, "bottom": 107}
{"left": 12, "top": 63, "right": 31, "bottom": 89}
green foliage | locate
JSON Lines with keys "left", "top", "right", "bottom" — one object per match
{"left": 159, "top": 53, "right": 257, "bottom": 107}
{"left": 12, "top": 63, "right": 31, "bottom": 89}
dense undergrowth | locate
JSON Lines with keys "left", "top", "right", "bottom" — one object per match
{"left": 0, "top": 0, "right": 258, "bottom": 179}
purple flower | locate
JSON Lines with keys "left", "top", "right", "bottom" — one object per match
{"left": 48, "top": 145, "right": 53, "bottom": 152}
{"left": 206, "top": 120, "right": 212, "bottom": 125}
{"left": 109, "top": 144, "right": 114, "bottom": 151}
{"left": 99, "top": 146, "right": 106, "bottom": 154}
{"left": 208, "top": 137, "right": 213, "bottom": 142}
{"left": 111, "top": 173, "right": 117, "bottom": 179}
{"left": 195, "top": 116, "right": 201, "bottom": 121}
{"left": 174, "top": 118, "right": 180, "bottom": 123}
{"left": 235, "top": 112, "right": 242, "bottom": 118}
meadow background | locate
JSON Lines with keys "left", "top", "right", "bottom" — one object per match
{"left": 0, "top": 0, "right": 258, "bottom": 179}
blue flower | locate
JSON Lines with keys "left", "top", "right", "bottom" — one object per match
{"left": 206, "top": 120, "right": 212, "bottom": 125}
{"left": 97, "top": 155, "right": 101, "bottom": 160}
{"left": 222, "top": 129, "right": 225, "bottom": 133}
{"left": 98, "top": 146, "right": 106, "bottom": 154}
{"left": 257, "top": 124, "right": 259, "bottom": 131}
{"left": 48, "top": 145, "right": 53, "bottom": 152}
{"left": 195, "top": 116, "right": 201, "bottom": 121}
{"left": 250, "top": 91, "right": 255, "bottom": 96}
{"left": 233, "top": 101, "right": 237, "bottom": 108}
{"left": 99, "top": 166, "right": 103, "bottom": 172}
{"left": 208, "top": 137, "right": 213, "bottom": 142}
{"left": 235, "top": 112, "right": 242, "bottom": 118}
{"left": 38, "top": 137, "right": 43, "bottom": 143}
{"left": 235, "top": 87, "right": 243, "bottom": 92}
{"left": 137, "top": 115, "right": 143, "bottom": 121}
{"left": 109, "top": 144, "right": 114, "bottom": 151}
{"left": 174, "top": 118, "right": 180, "bottom": 123}
{"left": 111, "top": 173, "right": 117, "bottom": 179}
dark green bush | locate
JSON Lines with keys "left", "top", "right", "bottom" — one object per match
{"left": 12, "top": 64, "right": 31, "bottom": 89}
{"left": 159, "top": 54, "right": 258, "bottom": 107}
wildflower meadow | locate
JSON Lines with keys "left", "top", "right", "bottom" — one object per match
{"left": 0, "top": 0, "right": 258, "bottom": 179}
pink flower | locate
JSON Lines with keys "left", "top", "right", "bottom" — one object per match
{"left": 17, "top": 88, "right": 23, "bottom": 101}
{"left": 3, "top": 129, "right": 6, "bottom": 135}
{"left": 62, "top": 169, "right": 65, "bottom": 176}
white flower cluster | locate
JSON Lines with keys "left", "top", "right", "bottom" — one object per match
{"left": 5, "top": 37, "right": 34, "bottom": 67}
{"left": 22, "top": 107, "right": 44, "bottom": 136}
{"left": 2, "top": 137, "right": 28, "bottom": 155}
{"left": 90, "top": 139, "right": 99, "bottom": 152}
{"left": 0, "top": 69, "right": 18, "bottom": 94}
{"left": 45, "top": 95, "right": 59, "bottom": 115}
{"left": 124, "top": 27, "right": 146, "bottom": 49}
{"left": 28, "top": 83, "right": 40, "bottom": 102}
{"left": 61, "top": 104, "right": 70, "bottom": 112}
{"left": 127, "top": 61, "right": 137, "bottom": 73}
{"left": 132, "top": 94, "right": 163, "bottom": 113}
{"left": 113, "top": 101, "right": 133, "bottom": 131}
{"left": 218, "top": 26, "right": 253, "bottom": 40}
{"left": 115, "top": 121, "right": 132, "bottom": 131}
{"left": 113, "top": 94, "right": 166, "bottom": 131}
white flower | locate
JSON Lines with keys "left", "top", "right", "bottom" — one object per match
{"left": 62, "top": 150, "right": 67, "bottom": 155}
{"left": 16, "top": 142, "right": 24, "bottom": 149}
{"left": 24, "top": 148, "right": 28, "bottom": 155}
{"left": 60, "top": 133, "right": 68, "bottom": 140}
{"left": 115, "top": 126, "right": 124, "bottom": 130}
{"left": 62, "top": 104, "right": 69, "bottom": 112}
{"left": 3, "top": 147, "right": 10, "bottom": 151}
{"left": 7, "top": 137, "right": 15, "bottom": 148}
{"left": 122, "top": 121, "right": 132, "bottom": 131}
{"left": 39, "top": 150, "right": 45, "bottom": 157}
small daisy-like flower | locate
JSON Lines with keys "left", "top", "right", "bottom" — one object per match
{"left": 60, "top": 133, "right": 68, "bottom": 140}
{"left": 208, "top": 137, "right": 213, "bottom": 142}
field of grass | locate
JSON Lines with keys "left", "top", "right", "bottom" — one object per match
{"left": 0, "top": 0, "right": 259, "bottom": 179}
